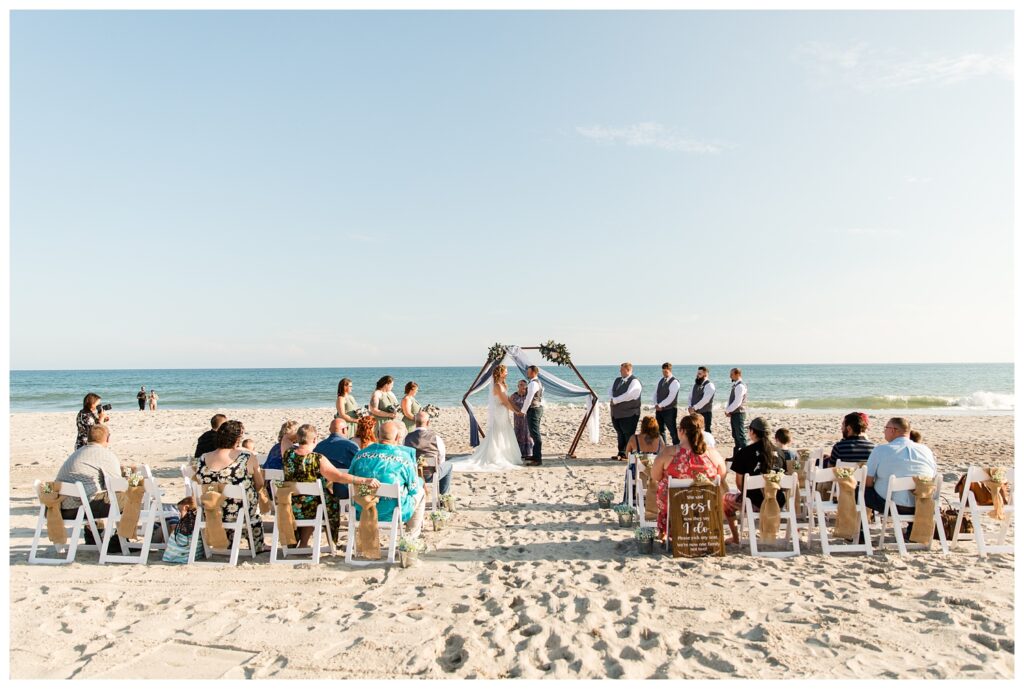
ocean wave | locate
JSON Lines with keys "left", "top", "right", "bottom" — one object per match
{"left": 751, "top": 391, "right": 1013, "bottom": 411}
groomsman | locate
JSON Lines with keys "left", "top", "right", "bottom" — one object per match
{"left": 724, "top": 367, "right": 748, "bottom": 455}
{"left": 519, "top": 366, "right": 544, "bottom": 466}
{"left": 608, "top": 362, "right": 642, "bottom": 460}
{"left": 653, "top": 362, "right": 680, "bottom": 445}
{"left": 687, "top": 366, "right": 716, "bottom": 432}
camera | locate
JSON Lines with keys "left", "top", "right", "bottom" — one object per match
{"left": 99, "top": 403, "right": 113, "bottom": 411}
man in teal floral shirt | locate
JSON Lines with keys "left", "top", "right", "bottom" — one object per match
{"left": 350, "top": 421, "right": 426, "bottom": 538}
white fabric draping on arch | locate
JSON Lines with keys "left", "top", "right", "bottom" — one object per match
{"left": 465, "top": 345, "right": 600, "bottom": 447}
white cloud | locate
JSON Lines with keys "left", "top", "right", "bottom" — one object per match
{"left": 829, "top": 227, "right": 903, "bottom": 237}
{"left": 796, "top": 41, "right": 1012, "bottom": 91}
{"left": 576, "top": 122, "right": 727, "bottom": 154}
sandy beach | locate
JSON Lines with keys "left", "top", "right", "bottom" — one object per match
{"left": 8, "top": 405, "right": 1015, "bottom": 679}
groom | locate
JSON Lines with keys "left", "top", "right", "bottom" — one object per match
{"left": 519, "top": 366, "right": 544, "bottom": 466}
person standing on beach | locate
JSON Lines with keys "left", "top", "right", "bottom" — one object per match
{"left": 508, "top": 379, "right": 535, "bottom": 460}
{"left": 137, "top": 386, "right": 147, "bottom": 411}
{"left": 608, "top": 362, "right": 642, "bottom": 461}
{"left": 148, "top": 389, "right": 158, "bottom": 411}
{"left": 687, "top": 366, "right": 715, "bottom": 433}
{"left": 370, "top": 376, "right": 400, "bottom": 439}
{"left": 653, "top": 362, "right": 681, "bottom": 445}
{"left": 724, "top": 368, "right": 748, "bottom": 455}
{"left": 519, "top": 366, "right": 544, "bottom": 466}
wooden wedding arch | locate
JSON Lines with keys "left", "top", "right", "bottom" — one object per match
{"left": 461, "top": 343, "right": 599, "bottom": 459}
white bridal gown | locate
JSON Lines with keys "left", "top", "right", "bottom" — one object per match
{"left": 452, "top": 385, "right": 524, "bottom": 472}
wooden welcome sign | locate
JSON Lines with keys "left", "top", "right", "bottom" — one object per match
{"left": 668, "top": 484, "right": 725, "bottom": 558}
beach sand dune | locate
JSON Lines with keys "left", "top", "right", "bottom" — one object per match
{"left": 8, "top": 407, "right": 1015, "bottom": 679}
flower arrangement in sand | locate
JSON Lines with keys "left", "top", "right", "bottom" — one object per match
{"left": 539, "top": 340, "right": 572, "bottom": 366}
{"left": 440, "top": 494, "right": 456, "bottom": 512}
{"left": 612, "top": 503, "right": 634, "bottom": 515}
{"left": 397, "top": 536, "right": 425, "bottom": 553}
{"left": 634, "top": 526, "right": 655, "bottom": 542}
{"left": 430, "top": 510, "right": 449, "bottom": 522}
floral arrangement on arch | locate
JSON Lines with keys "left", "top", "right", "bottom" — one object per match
{"left": 539, "top": 340, "right": 572, "bottom": 366}
{"left": 487, "top": 342, "right": 508, "bottom": 363}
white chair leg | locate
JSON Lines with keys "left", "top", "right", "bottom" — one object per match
{"left": 893, "top": 509, "right": 908, "bottom": 557}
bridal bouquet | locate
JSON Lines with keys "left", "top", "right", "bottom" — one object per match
{"left": 353, "top": 406, "right": 372, "bottom": 419}
{"left": 422, "top": 404, "right": 441, "bottom": 419}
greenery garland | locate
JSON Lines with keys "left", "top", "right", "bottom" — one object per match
{"left": 539, "top": 340, "right": 572, "bottom": 366}
{"left": 486, "top": 342, "right": 507, "bottom": 363}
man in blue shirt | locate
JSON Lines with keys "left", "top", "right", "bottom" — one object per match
{"left": 865, "top": 417, "right": 937, "bottom": 516}
{"left": 350, "top": 421, "right": 426, "bottom": 539}
{"left": 313, "top": 418, "right": 361, "bottom": 499}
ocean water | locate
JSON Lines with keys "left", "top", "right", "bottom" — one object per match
{"left": 8, "top": 363, "right": 1013, "bottom": 414}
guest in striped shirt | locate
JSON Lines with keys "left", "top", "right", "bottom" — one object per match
{"left": 825, "top": 411, "right": 874, "bottom": 468}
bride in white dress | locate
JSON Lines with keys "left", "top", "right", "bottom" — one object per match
{"left": 452, "top": 365, "right": 524, "bottom": 472}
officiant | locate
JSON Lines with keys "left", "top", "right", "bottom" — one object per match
{"left": 608, "top": 362, "right": 642, "bottom": 461}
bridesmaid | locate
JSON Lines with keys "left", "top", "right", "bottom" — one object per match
{"left": 334, "top": 377, "right": 359, "bottom": 437}
{"left": 369, "top": 376, "right": 399, "bottom": 437}
{"left": 400, "top": 382, "right": 421, "bottom": 435}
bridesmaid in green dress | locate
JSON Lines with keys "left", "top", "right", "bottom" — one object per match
{"left": 334, "top": 378, "right": 359, "bottom": 437}
{"left": 401, "top": 382, "right": 422, "bottom": 435}
{"left": 370, "top": 375, "right": 400, "bottom": 437}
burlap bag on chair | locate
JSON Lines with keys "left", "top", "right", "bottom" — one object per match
{"left": 257, "top": 486, "right": 273, "bottom": 515}
{"left": 983, "top": 467, "right": 1009, "bottom": 521}
{"left": 353, "top": 489, "right": 382, "bottom": 560}
{"left": 909, "top": 476, "right": 937, "bottom": 545}
{"left": 759, "top": 478, "right": 782, "bottom": 544}
{"left": 833, "top": 472, "right": 860, "bottom": 541}
{"left": 639, "top": 464, "right": 658, "bottom": 522}
{"left": 199, "top": 483, "right": 230, "bottom": 549}
{"left": 37, "top": 481, "right": 67, "bottom": 545}
{"left": 274, "top": 482, "right": 299, "bottom": 545}
{"left": 117, "top": 485, "right": 147, "bottom": 539}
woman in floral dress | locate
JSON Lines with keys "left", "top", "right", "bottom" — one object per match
{"left": 282, "top": 423, "right": 380, "bottom": 548}
{"left": 194, "top": 420, "right": 266, "bottom": 553}
{"left": 652, "top": 413, "right": 727, "bottom": 539}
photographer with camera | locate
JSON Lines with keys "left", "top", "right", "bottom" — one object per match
{"left": 75, "top": 392, "right": 111, "bottom": 450}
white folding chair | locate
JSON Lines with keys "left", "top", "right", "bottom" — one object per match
{"left": 634, "top": 471, "right": 658, "bottom": 530}
{"left": 624, "top": 453, "right": 638, "bottom": 510}
{"left": 739, "top": 474, "right": 801, "bottom": 558}
{"left": 188, "top": 481, "right": 258, "bottom": 566}
{"left": 345, "top": 483, "right": 403, "bottom": 566}
{"left": 810, "top": 466, "right": 873, "bottom": 556}
{"left": 180, "top": 463, "right": 195, "bottom": 498}
{"left": 876, "top": 474, "right": 949, "bottom": 556}
{"left": 28, "top": 480, "right": 104, "bottom": 565}
{"left": 270, "top": 481, "right": 337, "bottom": 565}
{"left": 138, "top": 464, "right": 185, "bottom": 547}
{"left": 256, "top": 453, "right": 268, "bottom": 467}
{"left": 262, "top": 468, "right": 285, "bottom": 534}
{"left": 950, "top": 467, "right": 1014, "bottom": 556}
{"left": 97, "top": 472, "right": 164, "bottom": 564}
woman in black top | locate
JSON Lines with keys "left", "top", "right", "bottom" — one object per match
{"left": 728, "top": 417, "right": 786, "bottom": 511}
{"left": 75, "top": 392, "right": 109, "bottom": 449}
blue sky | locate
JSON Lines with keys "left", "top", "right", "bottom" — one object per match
{"left": 10, "top": 10, "right": 1013, "bottom": 369}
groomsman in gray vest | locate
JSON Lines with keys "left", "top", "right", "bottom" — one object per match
{"left": 724, "top": 367, "right": 748, "bottom": 455}
{"left": 519, "top": 366, "right": 544, "bottom": 466}
{"left": 608, "top": 362, "right": 642, "bottom": 460}
{"left": 687, "top": 366, "right": 716, "bottom": 433}
{"left": 653, "top": 362, "right": 681, "bottom": 445}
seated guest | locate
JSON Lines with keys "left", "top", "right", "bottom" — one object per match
{"left": 56, "top": 424, "right": 130, "bottom": 521}
{"left": 350, "top": 421, "right": 426, "bottom": 539}
{"left": 313, "top": 418, "right": 362, "bottom": 499}
{"left": 354, "top": 415, "right": 377, "bottom": 450}
{"left": 825, "top": 411, "right": 874, "bottom": 468}
{"left": 263, "top": 420, "right": 299, "bottom": 471}
{"left": 909, "top": 430, "right": 922, "bottom": 443}
{"left": 241, "top": 438, "right": 256, "bottom": 452}
{"left": 194, "top": 414, "right": 227, "bottom": 458}
{"left": 621, "top": 416, "right": 665, "bottom": 504}
{"left": 775, "top": 428, "right": 797, "bottom": 466}
{"left": 284, "top": 424, "right": 379, "bottom": 548}
{"left": 864, "top": 417, "right": 936, "bottom": 516}
{"left": 404, "top": 411, "right": 451, "bottom": 497}
{"left": 194, "top": 420, "right": 267, "bottom": 553}
{"left": 723, "top": 417, "right": 785, "bottom": 543}
{"left": 652, "top": 413, "right": 727, "bottom": 540}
